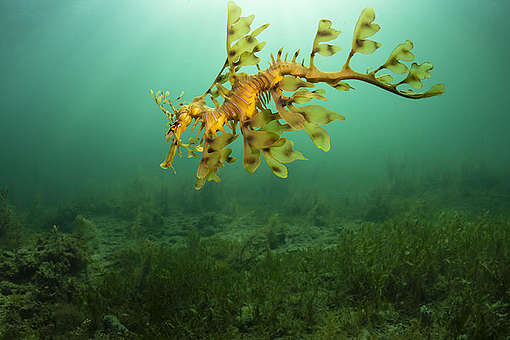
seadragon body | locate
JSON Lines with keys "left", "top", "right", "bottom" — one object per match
{"left": 151, "top": 2, "right": 445, "bottom": 190}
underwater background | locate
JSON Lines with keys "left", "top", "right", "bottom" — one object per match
{"left": 1, "top": 0, "right": 510, "bottom": 339}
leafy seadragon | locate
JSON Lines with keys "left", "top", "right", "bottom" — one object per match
{"left": 151, "top": 2, "right": 445, "bottom": 190}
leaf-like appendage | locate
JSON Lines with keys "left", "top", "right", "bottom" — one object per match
{"left": 424, "top": 83, "right": 446, "bottom": 97}
{"left": 400, "top": 83, "right": 445, "bottom": 98}
{"left": 317, "top": 44, "right": 341, "bottom": 57}
{"left": 244, "top": 129, "right": 280, "bottom": 149}
{"left": 206, "top": 171, "right": 221, "bottom": 183}
{"left": 355, "top": 39, "right": 381, "bottom": 55}
{"left": 209, "top": 133, "right": 237, "bottom": 150}
{"left": 280, "top": 76, "right": 314, "bottom": 91}
{"left": 237, "top": 42, "right": 267, "bottom": 67}
{"left": 269, "top": 139, "right": 307, "bottom": 163}
{"left": 251, "top": 23, "right": 269, "bottom": 38}
{"left": 277, "top": 105, "right": 305, "bottom": 130}
{"left": 354, "top": 8, "right": 379, "bottom": 39}
{"left": 271, "top": 89, "right": 306, "bottom": 130}
{"left": 252, "top": 41, "right": 266, "bottom": 53}
{"left": 268, "top": 138, "right": 286, "bottom": 148}
{"left": 303, "top": 121, "right": 330, "bottom": 151}
{"left": 382, "top": 40, "right": 414, "bottom": 74}
{"left": 219, "top": 147, "right": 235, "bottom": 163}
{"left": 331, "top": 81, "right": 354, "bottom": 91}
{"left": 197, "top": 151, "right": 221, "bottom": 179}
{"left": 231, "top": 33, "right": 261, "bottom": 60}
{"left": 226, "top": 2, "right": 268, "bottom": 74}
{"left": 247, "top": 109, "right": 273, "bottom": 128}
{"left": 243, "top": 142, "right": 261, "bottom": 173}
{"left": 263, "top": 120, "right": 292, "bottom": 134}
{"left": 194, "top": 132, "right": 238, "bottom": 189}
{"left": 195, "top": 177, "right": 206, "bottom": 190}
{"left": 311, "top": 20, "right": 341, "bottom": 62}
{"left": 261, "top": 150, "right": 288, "bottom": 178}
{"left": 226, "top": 3, "right": 255, "bottom": 75}
{"left": 227, "top": 1, "right": 241, "bottom": 26}
{"left": 403, "top": 62, "right": 433, "bottom": 89}
{"left": 238, "top": 52, "right": 260, "bottom": 67}
{"left": 315, "top": 19, "right": 341, "bottom": 44}
{"left": 292, "top": 89, "right": 326, "bottom": 104}
{"left": 376, "top": 74, "right": 394, "bottom": 85}
{"left": 151, "top": 89, "right": 183, "bottom": 121}
{"left": 228, "top": 15, "right": 255, "bottom": 42}
{"left": 352, "top": 8, "right": 381, "bottom": 55}
{"left": 290, "top": 105, "right": 345, "bottom": 125}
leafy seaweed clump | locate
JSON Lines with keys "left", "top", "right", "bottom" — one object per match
{"left": 0, "top": 231, "right": 90, "bottom": 339}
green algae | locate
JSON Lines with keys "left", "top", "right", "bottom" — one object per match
{"left": 1, "top": 161, "right": 510, "bottom": 339}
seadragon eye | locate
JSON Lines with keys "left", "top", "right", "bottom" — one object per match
{"left": 165, "top": 123, "right": 181, "bottom": 141}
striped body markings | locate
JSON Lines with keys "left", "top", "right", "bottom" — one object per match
{"left": 217, "top": 72, "right": 273, "bottom": 123}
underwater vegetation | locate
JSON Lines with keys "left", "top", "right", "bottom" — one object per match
{"left": 0, "top": 187, "right": 22, "bottom": 249}
{"left": 1, "top": 160, "right": 509, "bottom": 339}
{"left": 151, "top": 2, "right": 445, "bottom": 189}
{"left": 0, "top": 229, "right": 89, "bottom": 339}
{"left": 44, "top": 210, "right": 510, "bottom": 339}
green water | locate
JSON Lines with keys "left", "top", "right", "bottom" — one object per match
{"left": 1, "top": 0, "right": 508, "bottom": 200}
{"left": 1, "top": 0, "right": 510, "bottom": 338}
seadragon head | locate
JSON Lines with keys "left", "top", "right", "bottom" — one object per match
{"left": 150, "top": 90, "right": 209, "bottom": 171}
